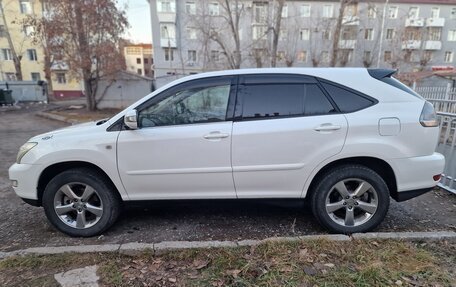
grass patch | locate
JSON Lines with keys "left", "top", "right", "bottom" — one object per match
{"left": 0, "top": 240, "right": 454, "bottom": 287}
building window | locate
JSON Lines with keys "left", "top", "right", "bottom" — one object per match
{"left": 188, "top": 50, "right": 196, "bottom": 62}
{"left": 164, "top": 48, "right": 174, "bottom": 61}
{"left": 300, "top": 29, "right": 310, "bottom": 40}
{"left": 448, "top": 30, "right": 456, "bottom": 42}
{"left": 322, "top": 30, "right": 331, "bottom": 40}
{"left": 31, "top": 72, "right": 40, "bottom": 81}
{"left": 186, "top": 27, "right": 197, "bottom": 39}
{"left": 277, "top": 51, "right": 285, "bottom": 61}
{"left": 386, "top": 29, "right": 394, "bottom": 40}
{"left": 252, "top": 25, "right": 267, "bottom": 40}
{"left": 367, "top": 6, "right": 376, "bottom": 18}
{"left": 0, "top": 25, "right": 5, "bottom": 37}
{"left": 423, "top": 51, "right": 433, "bottom": 62}
{"left": 281, "top": 4, "right": 288, "bottom": 18}
{"left": 430, "top": 7, "right": 439, "bottom": 19}
{"left": 5, "top": 73, "right": 16, "bottom": 81}
{"left": 279, "top": 29, "right": 287, "bottom": 41}
{"left": 1, "top": 48, "right": 12, "bottom": 60}
{"left": 388, "top": 6, "right": 398, "bottom": 19}
{"left": 408, "top": 7, "right": 419, "bottom": 19}
{"left": 321, "top": 51, "right": 329, "bottom": 63}
{"left": 136, "top": 58, "right": 141, "bottom": 64}
{"left": 160, "top": 24, "right": 176, "bottom": 40}
{"left": 428, "top": 27, "right": 442, "bottom": 41}
{"left": 27, "top": 49, "right": 37, "bottom": 61}
{"left": 444, "top": 51, "right": 454, "bottom": 63}
{"left": 322, "top": 4, "right": 333, "bottom": 18}
{"left": 364, "top": 28, "right": 374, "bottom": 40}
{"left": 344, "top": 3, "right": 357, "bottom": 17}
{"left": 56, "top": 72, "right": 66, "bottom": 84}
{"left": 157, "top": 0, "right": 175, "bottom": 13}
{"left": 209, "top": 2, "right": 219, "bottom": 16}
{"left": 297, "top": 51, "right": 307, "bottom": 62}
{"left": 210, "top": 50, "right": 219, "bottom": 61}
{"left": 300, "top": 4, "right": 311, "bottom": 17}
{"left": 144, "top": 58, "right": 149, "bottom": 64}
{"left": 185, "top": 1, "right": 196, "bottom": 15}
{"left": 341, "top": 26, "right": 357, "bottom": 40}
{"left": 451, "top": 8, "right": 456, "bottom": 19}
{"left": 19, "top": 0, "right": 32, "bottom": 14}
{"left": 137, "top": 68, "right": 142, "bottom": 75}
{"left": 384, "top": 51, "right": 392, "bottom": 62}
{"left": 23, "top": 25, "right": 34, "bottom": 36}
{"left": 253, "top": 3, "right": 267, "bottom": 24}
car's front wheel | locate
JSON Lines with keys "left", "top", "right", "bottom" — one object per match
{"left": 42, "top": 168, "right": 120, "bottom": 237}
{"left": 310, "top": 165, "right": 390, "bottom": 234}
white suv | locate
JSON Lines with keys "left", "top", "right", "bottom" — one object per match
{"left": 9, "top": 68, "right": 444, "bottom": 237}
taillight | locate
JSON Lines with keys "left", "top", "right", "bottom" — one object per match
{"left": 420, "top": 101, "right": 439, "bottom": 127}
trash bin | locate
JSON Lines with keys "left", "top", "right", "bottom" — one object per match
{"left": 0, "top": 90, "right": 13, "bottom": 106}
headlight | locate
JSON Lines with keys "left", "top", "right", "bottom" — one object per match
{"left": 16, "top": 142, "right": 37, "bottom": 164}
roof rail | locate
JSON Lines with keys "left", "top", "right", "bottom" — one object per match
{"left": 367, "top": 69, "right": 397, "bottom": 80}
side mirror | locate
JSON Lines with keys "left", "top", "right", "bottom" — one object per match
{"left": 124, "top": 109, "right": 138, "bottom": 130}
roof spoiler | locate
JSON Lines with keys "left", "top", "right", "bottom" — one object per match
{"left": 367, "top": 69, "right": 397, "bottom": 80}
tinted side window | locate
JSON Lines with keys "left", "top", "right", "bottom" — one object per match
{"left": 304, "top": 84, "right": 336, "bottom": 116}
{"left": 138, "top": 85, "right": 230, "bottom": 127}
{"left": 240, "top": 84, "right": 304, "bottom": 119}
{"left": 321, "top": 82, "right": 375, "bottom": 113}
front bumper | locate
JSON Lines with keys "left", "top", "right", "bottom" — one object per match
{"left": 8, "top": 163, "right": 42, "bottom": 202}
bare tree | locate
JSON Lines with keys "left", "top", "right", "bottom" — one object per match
{"left": 270, "top": 0, "right": 285, "bottom": 67}
{"left": 0, "top": 0, "right": 23, "bottom": 80}
{"left": 330, "top": 0, "right": 358, "bottom": 67}
{"left": 26, "top": 0, "right": 128, "bottom": 110}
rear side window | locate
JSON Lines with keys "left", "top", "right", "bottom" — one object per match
{"left": 239, "top": 83, "right": 335, "bottom": 119}
{"left": 321, "top": 82, "right": 375, "bottom": 113}
{"left": 240, "top": 84, "right": 304, "bottom": 119}
{"left": 305, "top": 84, "right": 336, "bottom": 116}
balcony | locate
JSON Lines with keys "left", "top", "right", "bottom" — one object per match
{"left": 402, "top": 40, "right": 421, "bottom": 50}
{"left": 426, "top": 17, "right": 445, "bottom": 27}
{"left": 405, "top": 18, "right": 424, "bottom": 27}
{"left": 338, "top": 40, "right": 356, "bottom": 49}
{"left": 158, "top": 12, "right": 176, "bottom": 23}
{"left": 424, "top": 41, "right": 442, "bottom": 50}
{"left": 160, "top": 38, "right": 177, "bottom": 48}
{"left": 342, "top": 15, "right": 359, "bottom": 25}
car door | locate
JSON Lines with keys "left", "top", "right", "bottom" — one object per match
{"left": 117, "top": 76, "right": 237, "bottom": 200}
{"left": 231, "top": 74, "right": 348, "bottom": 198}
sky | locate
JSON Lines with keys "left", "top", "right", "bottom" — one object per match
{"left": 118, "top": 0, "right": 152, "bottom": 44}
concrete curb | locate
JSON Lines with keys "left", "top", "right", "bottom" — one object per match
{"left": 0, "top": 231, "right": 455, "bottom": 260}
{"left": 35, "top": 111, "right": 77, "bottom": 124}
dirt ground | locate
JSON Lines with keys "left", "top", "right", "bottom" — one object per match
{"left": 0, "top": 104, "right": 455, "bottom": 252}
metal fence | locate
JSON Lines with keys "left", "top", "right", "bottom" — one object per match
{"left": 0, "top": 81, "right": 47, "bottom": 102}
{"left": 436, "top": 112, "right": 456, "bottom": 194}
{"left": 417, "top": 84, "right": 456, "bottom": 194}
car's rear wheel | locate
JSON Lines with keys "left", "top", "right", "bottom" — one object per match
{"left": 310, "top": 165, "right": 390, "bottom": 234}
{"left": 42, "top": 168, "right": 120, "bottom": 237}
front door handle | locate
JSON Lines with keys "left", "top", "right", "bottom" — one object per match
{"left": 314, "top": 124, "right": 342, "bottom": 132}
{"left": 203, "top": 132, "right": 229, "bottom": 140}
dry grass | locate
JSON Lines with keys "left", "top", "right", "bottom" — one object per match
{"left": 0, "top": 239, "right": 454, "bottom": 287}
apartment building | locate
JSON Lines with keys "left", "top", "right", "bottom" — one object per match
{"left": 124, "top": 43, "right": 154, "bottom": 78}
{"left": 149, "top": 0, "right": 456, "bottom": 87}
{"left": 0, "top": 0, "right": 83, "bottom": 98}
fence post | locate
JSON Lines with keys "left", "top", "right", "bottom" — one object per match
{"left": 412, "top": 81, "right": 416, "bottom": 90}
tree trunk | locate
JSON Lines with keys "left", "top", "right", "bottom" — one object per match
{"left": 271, "top": 0, "right": 285, "bottom": 67}
{"left": 330, "top": 0, "right": 347, "bottom": 67}
{"left": 0, "top": 0, "right": 23, "bottom": 80}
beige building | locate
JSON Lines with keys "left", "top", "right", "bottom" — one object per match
{"left": 124, "top": 44, "right": 154, "bottom": 78}
{"left": 0, "top": 0, "right": 83, "bottom": 98}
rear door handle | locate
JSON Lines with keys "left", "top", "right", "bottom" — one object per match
{"left": 203, "top": 132, "right": 229, "bottom": 140}
{"left": 314, "top": 124, "right": 342, "bottom": 132}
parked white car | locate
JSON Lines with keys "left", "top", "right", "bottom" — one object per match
{"left": 9, "top": 68, "right": 444, "bottom": 237}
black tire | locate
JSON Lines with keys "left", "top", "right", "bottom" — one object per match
{"left": 310, "top": 164, "right": 390, "bottom": 234}
{"left": 42, "top": 168, "right": 121, "bottom": 237}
